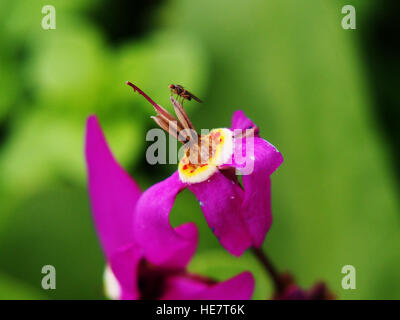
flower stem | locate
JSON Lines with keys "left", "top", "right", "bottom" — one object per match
{"left": 252, "top": 247, "right": 285, "bottom": 294}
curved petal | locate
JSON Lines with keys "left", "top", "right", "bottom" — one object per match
{"left": 134, "top": 172, "right": 198, "bottom": 269}
{"left": 85, "top": 115, "right": 141, "bottom": 259}
{"left": 108, "top": 244, "right": 143, "bottom": 300}
{"left": 231, "top": 110, "right": 259, "bottom": 136}
{"left": 188, "top": 171, "right": 252, "bottom": 256}
{"left": 163, "top": 271, "right": 255, "bottom": 300}
{"left": 160, "top": 276, "right": 208, "bottom": 300}
{"left": 231, "top": 137, "right": 283, "bottom": 247}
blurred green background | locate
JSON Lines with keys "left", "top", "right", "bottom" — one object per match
{"left": 0, "top": 0, "right": 399, "bottom": 299}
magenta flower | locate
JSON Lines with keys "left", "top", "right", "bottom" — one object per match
{"left": 85, "top": 115, "right": 254, "bottom": 300}
{"left": 127, "top": 83, "right": 283, "bottom": 258}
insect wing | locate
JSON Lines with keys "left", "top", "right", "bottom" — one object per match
{"left": 185, "top": 90, "right": 203, "bottom": 103}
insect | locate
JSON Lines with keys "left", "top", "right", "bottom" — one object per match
{"left": 169, "top": 84, "right": 203, "bottom": 104}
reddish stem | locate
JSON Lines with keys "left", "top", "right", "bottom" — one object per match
{"left": 252, "top": 247, "right": 285, "bottom": 294}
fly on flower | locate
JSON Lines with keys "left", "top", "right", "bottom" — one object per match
{"left": 127, "top": 81, "right": 198, "bottom": 145}
{"left": 127, "top": 81, "right": 231, "bottom": 174}
{"left": 126, "top": 81, "right": 283, "bottom": 257}
{"left": 169, "top": 84, "right": 203, "bottom": 104}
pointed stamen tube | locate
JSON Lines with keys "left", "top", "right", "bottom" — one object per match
{"left": 151, "top": 116, "right": 187, "bottom": 144}
{"left": 126, "top": 81, "right": 176, "bottom": 122}
{"left": 170, "top": 96, "right": 197, "bottom": 142}
{"left": 126, "top": 82, "right": 196, "bottom": 145}
{"left": 170, "top": 96, "right": 195, "bottom": 131}
{"left": 151, "top": 116, "right": 176, "bottom": 139}
{"left": 158, "top": 113, "right": 184, "bottom": 133}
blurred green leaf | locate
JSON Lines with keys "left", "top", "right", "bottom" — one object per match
{"left": 170, "top": 189, "right": 221, "bottom": 252}
{"left": 0, "top": 184, "right": 105, "bottom": 299}
{"left": 1, "top": 0, "right": 96, "bottom": 42}
{"left": 0, "top": 107, "right": 144, "bottom": 201}
{"left": 26, "top": 19, "right": 109, "bottom": 115}
{"left": 110, "top": 30, "right": 209, "bottom": 116}
{"left": 0, "top": 55, "right": 19, "bottom": 122}
{"left": 0, "top": 273, "right": 46, "bottom": 300}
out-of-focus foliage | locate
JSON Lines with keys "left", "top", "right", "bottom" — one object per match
{"left": 0, "top": 273, "right": 45, "bottom": 300}
{"left": 0, "top": 0, "right": 399, "bottom": 299}
{"left": 0, "top": 185, "right": 104, "bottom": 299}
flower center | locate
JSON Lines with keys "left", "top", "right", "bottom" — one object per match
{"left": 178, "top": 128, "right": 233, "bottom": 183}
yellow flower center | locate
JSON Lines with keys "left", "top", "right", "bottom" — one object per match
{"left": 178, "top": 128, "right": 233, "bottom": 183}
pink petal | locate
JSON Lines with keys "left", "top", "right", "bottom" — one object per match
{"left": 188, "top": 171, "right": 252, "bottom": 256}
{"left": 160, "top": 276, "right": 208, "bottom": 300}
{"left": 231, "top": 110, "right": 259, "bottom": 136}
{"left": 231, "top": 137, "right": 283, "bottom": 247}
{"left": 109, "top": 244, "right": 142, "bottom": 300}
{"left": 163, "top": 272, "right": 255, "bottom": 300}
{"left": 85, "top": 115, "right": 142, "bottom": 259}
{"left": 133, "top": 172, "right": 198, "bottom": 269}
